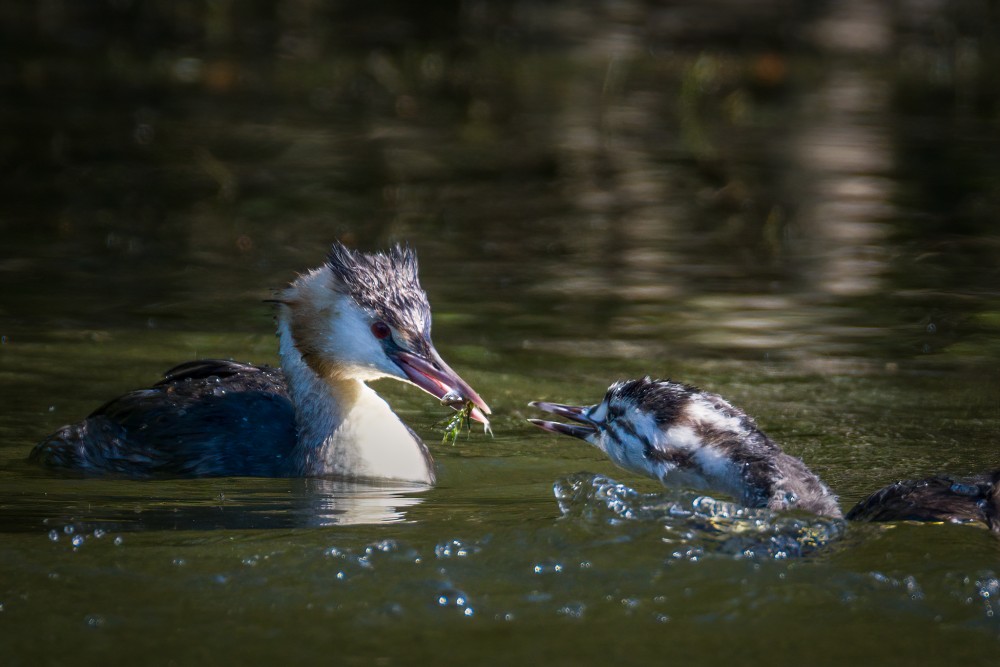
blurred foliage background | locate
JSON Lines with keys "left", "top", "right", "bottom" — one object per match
{"left": 1, "top": 0, "right": 1000, "bottom": 365}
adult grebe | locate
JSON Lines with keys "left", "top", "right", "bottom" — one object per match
{"left": 530, "top": 377, "right": 1000, "bottom": 530}
{"left": 845, "top": 470, "right": 1000, "bottom": 530}
{"left": 31, "top": 242, "right": 490, "bottom": 483}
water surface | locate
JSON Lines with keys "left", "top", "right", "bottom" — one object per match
{"left": 2, "top": 3, "right": 1000, "bottom": 665}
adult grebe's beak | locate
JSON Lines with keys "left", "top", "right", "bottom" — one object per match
{"left": 527, "top": 401, "right": 596, "bottom": 440}
{"left": 391, "top": 348, "right": 491, "bottom": 424}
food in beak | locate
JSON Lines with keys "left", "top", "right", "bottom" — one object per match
{"left": 391, "top": 349, "right": 491, "bottom": 424}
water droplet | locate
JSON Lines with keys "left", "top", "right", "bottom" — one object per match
{"left": 71, "top": 535, "right": 85, "bottom": 548}
{"left": 113, "top": 536, "right": 123, "bottom": 546}
{"left": 435, "top": 538, "right": 482, "bottom": 559}
{"left": 436, "top": 588, "right": 472, "bottom": 614}
{"left": 620, "top": 598, "right": 640, "bottom": 611}
{"left": 63, "top": 525, "right": 75, "bottom": 535}
{"left": 48, "top": 530, "right": 59, "bottom": 542}
{"left": 84, "top": 614, "right": 105, "bottom": 628}
{"left": 532, "top": 560, "right": 564, "bottom": 575}
{"left": 557, "top": 602, "right": 585, "bottom": 619}
{"left": 365, "top": 539, "right": 398, "bottom": 555}
{"left": 92, "top": 529, "right": 106, "bottom": 539}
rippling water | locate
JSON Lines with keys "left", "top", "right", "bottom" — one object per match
{"left": 2, "top": 2, "right": 1000, "bottom": 665}
{"left": 554, "top": 473, "right": 847, "bottom": 559}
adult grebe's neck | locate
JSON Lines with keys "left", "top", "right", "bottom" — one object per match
{"left": 276, "top": 311, "right": 434, "bottom": 484}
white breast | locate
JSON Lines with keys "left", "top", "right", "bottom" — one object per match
{"left": 316, "top": 385, "right": 433, "bottom": 484}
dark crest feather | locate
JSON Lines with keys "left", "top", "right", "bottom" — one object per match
{"left": 607, "top": 376, "right": 699, "bottom": 425}
{"left": 323, "top": 241, "right": 430, "bottom": 339}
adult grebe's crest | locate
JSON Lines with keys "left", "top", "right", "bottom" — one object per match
{"left": 325, "top": 242, "right": 431, "bottom": 352}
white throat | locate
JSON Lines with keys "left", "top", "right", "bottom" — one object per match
{"left": 276, "top": 310, "right": 434, "bottom": 485}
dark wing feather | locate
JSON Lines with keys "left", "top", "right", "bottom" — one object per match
{"left": 31, "top": 361, "right": 298, "bottom": 478}
{"left": 846, "top": 470, "right": 1000, "bottom": 531}
{"left": 157, "top": 359, "right": 269, "bottom": 385}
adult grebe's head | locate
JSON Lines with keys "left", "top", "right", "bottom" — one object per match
{"left": 280, "top": 241, "right": 490, "bottom": 423}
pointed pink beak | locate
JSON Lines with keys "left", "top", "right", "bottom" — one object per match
{"left": 390, "top": 348, "right": 491, "bottom": 424}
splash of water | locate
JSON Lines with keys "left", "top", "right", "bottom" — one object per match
{"left": 553, "top": 472, "right": 846, "bottom": 559}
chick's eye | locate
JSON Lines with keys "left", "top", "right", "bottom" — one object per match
{"left": 370, "top": 321, "right": 391, "bottom": 340}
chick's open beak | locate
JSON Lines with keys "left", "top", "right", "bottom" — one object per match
{"left": 390, "top": 348, "right": 491, "bottom": 424}
{"left": 528, "top": 401, "right": 596, "bottom": 440}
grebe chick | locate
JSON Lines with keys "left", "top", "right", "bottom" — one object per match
{"left": 531, "top": 378, "right": 1000, "bottom": 531}
{"left": 529, "top": 377, "right": 842, "bottom": 518}
{"left": 31, "top": 242, "right": 490, "bottom": 483}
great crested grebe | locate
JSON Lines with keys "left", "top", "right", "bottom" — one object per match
{"left": 31, "top": 242, "right": 490, "bottom": 483}
{"left": 845, "top": 469, "right": 1000, "bottom": 530}
{"left": 530, "top": 377, "right": 1000, "bottom": 530}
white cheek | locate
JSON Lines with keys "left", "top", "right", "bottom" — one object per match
{"left": 326, "top": 299, "right": 402, "bottom": 381}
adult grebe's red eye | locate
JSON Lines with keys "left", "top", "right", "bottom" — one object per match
{"left": 371, "top": 321, "right": 391, "bottom": 340}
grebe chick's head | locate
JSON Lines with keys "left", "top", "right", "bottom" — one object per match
{"left": 281, "top": 241, "right": 490, "bottom": 423}
{"left": 529, "top": 378, "right": 714, "bottom": 482}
